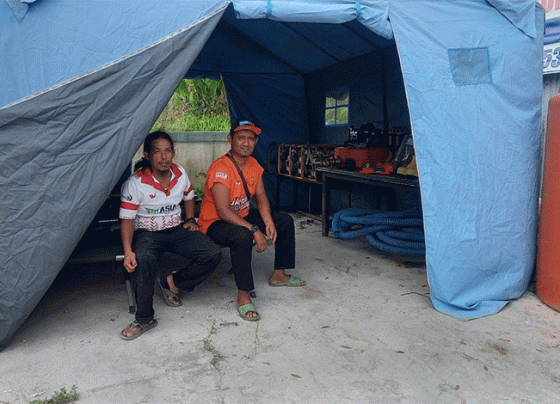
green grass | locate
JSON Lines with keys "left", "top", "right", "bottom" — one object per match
{"left": 202, "top": 322, "right": 225, "bottom": 368}
{"left": 29, "top": 386, "right": 79, "bottom": 404}
{"left": 152, "top": 109, "right": 229, "bottom": 132}
{"left": 152, "top": 78, "right": 230, "bottom": 132}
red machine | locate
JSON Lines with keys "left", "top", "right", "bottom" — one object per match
{"left": 334, "top": 147, "right": 390, "bottom": 170}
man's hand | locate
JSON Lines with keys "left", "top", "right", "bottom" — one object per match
{"left": 253, "top": 230, "right": 268, "bottom": 252}
{"left": 123, "top": 251, "right": 137, "bottom": 273}
{"left": 183, "top": 222, "right": 199, "bottom": 232}
{"left": 265, "top": 223, "right": 277, "bottom": 244}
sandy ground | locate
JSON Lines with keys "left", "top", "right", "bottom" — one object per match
{"left": 1, "top": 214, "right": 560, "bottom": 404}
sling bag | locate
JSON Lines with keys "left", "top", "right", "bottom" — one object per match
{"left": 226, "top": 153, "right": 255, "bottom": 207}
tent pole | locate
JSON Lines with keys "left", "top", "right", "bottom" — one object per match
{"left": 382, "top": 50, "right": 388, "bottom": 135}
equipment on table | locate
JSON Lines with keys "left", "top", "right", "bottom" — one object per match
{"left": 345, "top": 122, "right": 384, "bottom": 148}
{"left": 334, "top": 146, "right": 391, "bottom": 171}
{"left": 270, "top": 143, "right": 338, "bottom": 181}
{"left": 394, "top": 133, "right": 418, "bottom": 176}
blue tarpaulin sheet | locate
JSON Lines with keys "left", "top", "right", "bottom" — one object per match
{"left": 389, "top": 0, "right": 543, "bottom": 318}
{"left": 0, "top": 0, "right": 544, "bottom": 349}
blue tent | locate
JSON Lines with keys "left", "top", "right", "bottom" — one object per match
{"left": 0, "top": 0, "right": 544, "bottom": 349}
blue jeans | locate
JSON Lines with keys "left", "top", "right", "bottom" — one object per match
{"left": 132, "top": 226, "right": 221, "bottom": 323}
{"left": 206, "top": 211, "right": 295, "bottom": 292}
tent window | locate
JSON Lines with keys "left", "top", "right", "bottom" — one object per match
{"left": 325, "top": 89, "right": 349, "bottom": 126}
{"left": 448, "top": 47, "right": 492, "bottom": 86}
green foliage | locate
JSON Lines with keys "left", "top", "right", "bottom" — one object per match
{"left": 29, "top": 386, "right": 79, "bottom": 404}
{"left": 176, "top": 79, "right": 228, "bottom": 117}
{"left": 194, "top": 187, "right": 204, "bottom": 200}
{"left": 153, "top": 78, "right": 230, "bottom": 132}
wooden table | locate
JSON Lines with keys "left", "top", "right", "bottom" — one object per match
{"left": 273, "top": 172, "right": 322, "bottom": 213}
{"left": 317, "top": 167, "right": 419, "bottom": 236}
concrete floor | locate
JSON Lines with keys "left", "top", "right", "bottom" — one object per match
{"left": 1, "top": 214, "right": 560, "bottom": 404}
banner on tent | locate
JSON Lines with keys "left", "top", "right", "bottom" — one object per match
{"left": 539, "top": 0, "right": 560, "bottom": 74}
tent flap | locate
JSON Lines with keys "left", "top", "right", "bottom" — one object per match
{"left": 0, "top": 0, "right": 229, "bottom": 108}
{"left": 390, "top": 0, "right": 544, "bottom": 319}
{"left": 487, "top": 0, "right": 539, "bottom": 38}
{"left": 0, "top": 3, "right": 226, "bottom": 350}
{"left": 4, "top": 0, "right": 37, "bottom": 21}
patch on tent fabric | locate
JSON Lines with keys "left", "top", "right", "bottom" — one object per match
{"left": 448, "top": 48, "right": 492, "bottom": 86}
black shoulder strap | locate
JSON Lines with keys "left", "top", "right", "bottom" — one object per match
{"left": 226, "top": 153, "right": 252, "bottom": 199}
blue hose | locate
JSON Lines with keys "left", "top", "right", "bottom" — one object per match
{"left": 332, "top": 208, "right": 425, "bottom": 257}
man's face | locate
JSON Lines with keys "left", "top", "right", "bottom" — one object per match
{"left": 229, "top": 130, "right": 258, "bottom": 158}
{"left": 144, "top": 138, "right": 174, "bottom": 173}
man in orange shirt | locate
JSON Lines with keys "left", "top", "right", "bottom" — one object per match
{"left": 198, "top": 120, "right": 305, "bottom": 321}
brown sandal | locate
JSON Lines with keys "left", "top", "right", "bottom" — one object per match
{"left": 157, "top": 276, "right": 182, "bottom": 307}
{"left": 120, "top": 319, "right": 158, "bottom": 341}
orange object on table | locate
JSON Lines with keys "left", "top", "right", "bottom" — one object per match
{"left": 334, "top": 147, "right": 390, "bottom": 170}
{"left": 374, "top": 163, "right": 394, "bottom": 176}
{"left": 360, "top": 164, "right": 375, "bottom": 174}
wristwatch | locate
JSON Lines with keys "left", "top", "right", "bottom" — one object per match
{"left": 250, "top": 224, "right": 259, "bottom": 234}
{"left": 185, "top": 217, "right": 197, "bottom": 224}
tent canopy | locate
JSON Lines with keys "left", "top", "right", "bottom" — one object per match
{"left": 0, "top": 0, "right": 544, "bottom": 350}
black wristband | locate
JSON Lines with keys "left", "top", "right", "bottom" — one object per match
{"left": 250, "top": 224, "right": 259, "bottom": 234}
{"left": 185, "top": 217, "right": 197, "bottom": 224}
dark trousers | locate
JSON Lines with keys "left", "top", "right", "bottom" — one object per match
{"left": 206, "top": 210, "right": 295, "bottom": 292}
{"left": 132, "top": 226, "right": 222, "bottom": 323}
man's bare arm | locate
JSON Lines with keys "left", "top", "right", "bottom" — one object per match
{"left": 120, "top": 218, "right": 137, "bottom": 272}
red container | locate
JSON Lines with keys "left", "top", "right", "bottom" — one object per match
{"left": 334, "top": 147, "right": 390, "bottom": 170}
{"left": 537, "top": 91, "right": 560, "bottom": 311}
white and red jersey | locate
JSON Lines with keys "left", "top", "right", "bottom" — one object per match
{"left": 119, "top": 163, "right": 195, "bottom": 231}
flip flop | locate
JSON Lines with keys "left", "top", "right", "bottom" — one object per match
{"left": 157, "top": 276, "right": 182, "bottom": 307}
{"left": 120, "top": 319, "right": 158, "bottom": 341}
{"left": 268, "top": 275, "right": 306, "bottom": 287}
{"left": 236, "top": 303, "right": 260, "bottom": 321}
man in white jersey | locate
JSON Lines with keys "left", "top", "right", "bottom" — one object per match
{"left": 119, "top": 131, "right": 221, "bottom": 340}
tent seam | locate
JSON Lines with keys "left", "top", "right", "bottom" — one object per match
{"left": 0, "top": 2, "right": 231, "bottom": 111}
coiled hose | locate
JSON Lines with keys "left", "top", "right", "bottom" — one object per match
{"left": 331, "top": 208, "right": 425, "bottom": 257}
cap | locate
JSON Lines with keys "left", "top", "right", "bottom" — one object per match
{"left": 231, "top": 120, "right": 262, "bottom": 136}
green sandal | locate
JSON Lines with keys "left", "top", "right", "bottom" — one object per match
{"left": 236, "top": 303, "right": 260, "bottom": 321}
{"left": 268, "top": 275, "right": 306, "bottom": 287}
